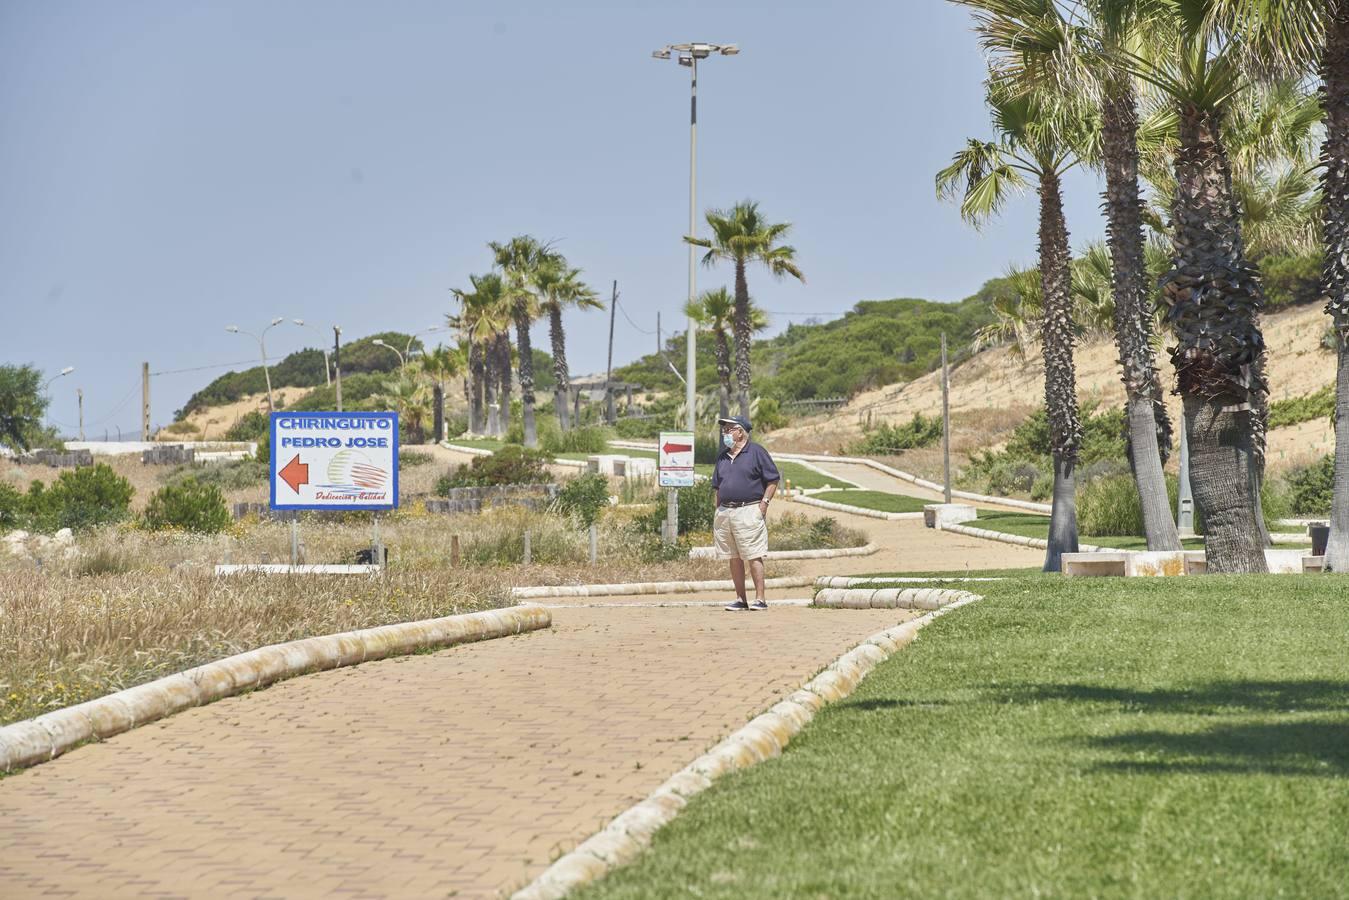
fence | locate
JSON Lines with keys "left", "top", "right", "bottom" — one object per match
{"left": 18, "top": 449, "right": 94, "bottom": 468}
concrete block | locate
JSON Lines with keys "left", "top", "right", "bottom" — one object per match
{"left": 1061, "top": 552, "right": 1127, "bottom": 577}
{"left": 1303, "top": 555, "right": 1326, "bottom": 573}
{"left": 924, "top": 503, "right": 979, "bottom": 529}
{"left": 1, "top": 721, "right": 54, "bottom": 768}
{"left": 1264, "top": 548, "right": 1308, "bottom": 574}
{"left": 1124, "top": 551, "right": 1188, "bottom": 577}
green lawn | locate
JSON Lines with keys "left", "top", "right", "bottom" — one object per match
{"left": 974, "top": 510, "right": 1207, "bottom": 550}
{"left": 578, "top": 575, "right": 1349, "bottom": 899}
{"left": 809, "top": 489, "right": 929, "bottom": 514}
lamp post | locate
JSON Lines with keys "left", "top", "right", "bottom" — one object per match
{"left": 226, "top": 317, "right": 285, "bottom": 412}
{"left": 652, "top": 41, "right": 739, "bottom": 432}
{"left": 404, "top": 327, "right": 445, "bottom": 367}
{"left": 292, "top": 319, "right": 331, "bottom": 386}
{"left": 371, "top": 339, "right": 407, "bottom": 371}
{"left": 42, "top": 366, "right": 75, "bottom": 391}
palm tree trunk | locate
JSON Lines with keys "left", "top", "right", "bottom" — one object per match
{"left": 549, "top": 305, "right": 571, "bottom": 430}
{"left": 1100, "top": 79, "right": 1180, "bottom": 551}
{"left": 714, "top": 326, "right": 732, "bottom": 420}
{"left": 1159, "top": 108, "right": 1267, "bottom": 573}
{"left": 1038, "top": 168, "right": 1081, "bottom": 572}
{"left": 1323, "top": 1, "right": 1349, "bottom": 570}
{"left": 495, "top": 333, "right": 512, "bottom": 437}
{"left": 733, "top": 258, "right": 752, "bottom": 418}
{"left": 514, "top": 301, "right": 537, "bottom": 448}
{"left": 468, "top": 342, "right": 484, "bottom": 435}
{"left": 483, "top": 344, "right": 499, "bottom": 437}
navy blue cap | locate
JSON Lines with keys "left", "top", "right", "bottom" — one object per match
{"left": 717, "top": 415, "right": 752, "bottom": 432}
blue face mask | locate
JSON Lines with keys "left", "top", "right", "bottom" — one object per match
{"left": 722, "top": 433, "right": 735, "bottom": 449}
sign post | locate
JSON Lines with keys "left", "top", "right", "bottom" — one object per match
{"left": 658, "top": 431, "right": 695, "bottom": 543}
{"left": 270, "top": 411, "right": 400, "bottom": 565}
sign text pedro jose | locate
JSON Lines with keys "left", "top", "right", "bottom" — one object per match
{"left": 269, "top": 411, "right": 400, "bottom": 511}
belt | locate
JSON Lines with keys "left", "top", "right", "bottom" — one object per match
{"left": 719, "top": 499, "right": 762, "bottom": 509}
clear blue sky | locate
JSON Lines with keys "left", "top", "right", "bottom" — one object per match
{"left": 0, "top": 0, "right": 1109, "bottom": 437}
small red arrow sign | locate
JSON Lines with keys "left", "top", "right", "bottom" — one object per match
{"left": 662, "top": 442, "right": 692, "bottom": 454}
{"left": 279, "top": 454, "right": 309, "bottom": 493}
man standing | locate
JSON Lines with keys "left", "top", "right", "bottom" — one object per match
{"left": 711, "top": 415, "right": 780, "bottom": 611}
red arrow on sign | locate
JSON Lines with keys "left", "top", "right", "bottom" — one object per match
{"left": 662, "top": 442, "right": 692, "bottom": 454}
{"left": 279, "top": 454, "right": 309, "bottom": 493}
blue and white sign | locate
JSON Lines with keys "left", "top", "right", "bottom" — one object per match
{"left": 269, "top": 411, "right": 399, "bottom": 511}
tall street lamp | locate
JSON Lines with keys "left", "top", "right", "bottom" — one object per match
{"left": 292, "top": 319, "right": 332, "bottom": 386}
{"left": 42, "top": 366, "right": 75, "bottom": 391}
{"left": 404, "top": 326, "right": 445, "bottom": 366}
{"left": 226, "top": 317, "right": 285, "bottom": 412}
{"left": 371, "top": 338, "right": 407, "bottom": 371}
{"left": 652, "top": 41, "right": 739, "bottom": 431}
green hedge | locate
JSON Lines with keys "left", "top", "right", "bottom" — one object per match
{"left": 142, "top": 478, "right": 231, "bottom": 533}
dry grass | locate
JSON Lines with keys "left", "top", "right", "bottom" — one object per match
{"left": 0, "top": 504, "right": 759, "bottom": 726}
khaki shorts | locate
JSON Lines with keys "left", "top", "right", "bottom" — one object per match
{"left": 713, "top": 504, "right": 769, "bottom": 561}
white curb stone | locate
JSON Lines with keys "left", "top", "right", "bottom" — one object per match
{"left": 687, "top": 543, "right": 878, "bottom": 561}
{"left": 510, "top": 575, "right": 814, "bottom": 600}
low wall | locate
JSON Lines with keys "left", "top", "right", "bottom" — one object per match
{"left": 426, "top": 484, "right": 560, "bottom": 515}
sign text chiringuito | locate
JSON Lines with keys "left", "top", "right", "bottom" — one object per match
{"left": 269, "top": 411, "right": 399, "bottom": 511}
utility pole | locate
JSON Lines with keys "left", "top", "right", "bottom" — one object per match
{"left": 333, "top": 326, "right": 343, "bottom": 412}
{"left": 77, "top": 388, "right": 84, "bottom": 442}
{"left": 656, "top": 311, "right": 662, "bottom": 357}
{"left": 141, "top": 362, "right": 151, "bottom": 441}
{"left": 941, "top": 333, "right": 952, "bottom": 504}
{"left": 606, "top": 280, "right": 618, "bottom": 425}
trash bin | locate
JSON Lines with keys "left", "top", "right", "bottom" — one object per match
{"left": 1309, "top": 523, "right": 1330, "bottom": 557}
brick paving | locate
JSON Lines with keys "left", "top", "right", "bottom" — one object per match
{"left": 0, "top": 604, "right": 913, "bottom": 899}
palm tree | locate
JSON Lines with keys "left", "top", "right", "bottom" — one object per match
{"left": 685, "top": 201, "right": 804, "bottom": 417}
{"left": 420, "top": 344, "right": 464, "bottom": 441}
{"left": 1119, "top": 3, "right": 1274, "bottom": 572}
{"left": 375, "top": 375, "right": 431, "bottom": 444}
{"left": 490, "top": 235, "right": 547, "bottom": 447}
{"left": 450, "top": 272, "right": 510, "bottom": 437}
{"left": 534, "top": 256, "right": 601, "bottom": 431}
{"left": 1213, "top": 0, "right": 1349, "bottom": 567}
{"left": 686, "top": 287, "right": 768, "bottom": 419}
{"left": 956, "top": 0, "right": 1182, "bottom": 551}
{"left": 938, "top": 85, "right": 1091, "bottom": 572}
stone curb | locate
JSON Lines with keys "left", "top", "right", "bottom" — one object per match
{"left": 442, "top": 441, "right": 496, "bottom": 457}
{"left": 606, "top": 442, "right": 1052, "bottom": 515}
{"left": 788, "top": 493, "right": 924, "bottom": 521}
{"left": 510, "top": 588, "right": 981, "bottom": 900}
{"left": 214, "top": 564, "right": 382, "bottom": 576}
{"left": 937, "top": 521, "right": 1104, "bottom": 553}
{"left": 813, "top": 576, "right": 1007, "bottom": 587}
{"left": 688, "top": 543, "right": 879, "bottom": 561}
{"left": 510, "top": 576, "right": 814, "bottom": 600}
{"left": 0, "top": 605, "right": 552, "bottom": 775}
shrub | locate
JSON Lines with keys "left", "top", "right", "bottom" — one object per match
{"left": 399, "top": 450, "right": 433, "bottom": 468}
{"left": 225, "top": 410, "right": 269, "bottom": 442}
{"left": 162, "top": 420, "right": 200, "bottom": 436}
{"left": 40, "top": 464, "right": 134, "bottom": 531}
{"left": 1079, "top": 475, "right": 1148, "bottom": 537}
{"left": 847, "top": 413, "right": 942, "bottom": 455}
{"left": 542, "top": 425, "right": 612, "bottom": 455}
{"left": 1285, "top": 455, "right": 1334, "bottom": 517}
{"left": 767, "top": 513, "right": 868, "bottom": 551}
{"left": 438, "top": 445, "right": 550, "bottom": 490}
{"left": 1261, "top": 252, "right": 1321, "bottom": 308}
{"left": 639, "top": 485, "right": 717, "bottom": 536}
{"left": 142, "top": 478, "right": 231, "bottom": 533}
{"left": 614, "top": 417, "right": 665, "bottom": 439}
{"left": 0, "top": 481, "right": 23, "bottom": 529}
{"left": 753, "top": 397, "right": 789, "bottom": 432}
{"left": 556, "top": 473, "right": 611, "bottom": 526}
{"left": 695, "top": 432, "right": 721, "bottom": 465}
{"left": 253, "top": 430, "right": 270, "bottom": 465}
{"left": 1268, "top": 386, "right": 1334, "bottom": 430}
{"left": 166, "top": 459, "right": 268, "bottom": 491}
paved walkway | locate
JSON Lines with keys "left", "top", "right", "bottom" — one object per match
{"left": 0, "top": 605, "right": 910, "bottom": 899}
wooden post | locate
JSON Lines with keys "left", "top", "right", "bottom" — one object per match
{"left": 451, "top": 534, "right": 461, "bottom": 567}
{"left": 664, "top": 489, "right": 679, "bottom": 544}
{"left": 141, "top": 362, "right": 151, "bottom": 441}
{"left": 941, "top": 332, "right": 952, "bottom": 504}
{"left": 433, "top": 384, "right": 444, "bottom": 443}
{"left": 588, "top": 523, "right": 598, "bottom": 563}
{"left": 523, "top": 529, "right": 532, "bottom": 565}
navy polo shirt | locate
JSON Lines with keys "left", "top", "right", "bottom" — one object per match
{"left": 711, "top": 441, "right": 781, "bottom": 503}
